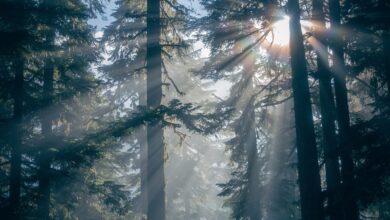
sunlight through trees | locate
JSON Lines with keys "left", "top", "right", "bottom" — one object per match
{"left": 1, "top": 0, "right": 390, "bottom": 219}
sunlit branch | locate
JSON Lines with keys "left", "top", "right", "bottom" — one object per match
{"left": 161, "top": 62, "right": 185, "bottom": 96}
{"left": 252, "top": 74, "right": 281, "bottom": 98}
{"left": 161, "top": 6, "right": 185, "bottom": 44}
{"left": 255, "top": 94, "right": 293, "bottom": 108}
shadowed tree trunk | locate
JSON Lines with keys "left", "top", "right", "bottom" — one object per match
{"left": 37, "top": 56, "right": 54, "bottom": 220}
{"left": 244, "top": 76, "right": 261, "bottom": 220}
{"left": 287, "top": 0, "right": 324, "bottom": 219}
{"left": 146, "top": 0, "right": 166, "bottom": 219}
{"left": 312, "top": 0, "right": 342, "bottom": 219}
{"left": 37, "top": 12, "right": 55, "bottom": 216}
{"left": 328, "top": 0, "right": 359, "bottom": 219}
{"left": 9, "top": 57, "right": 24, "bottom": 220}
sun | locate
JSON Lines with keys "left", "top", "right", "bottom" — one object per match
{"left": 266, "top": 16, "right": 290, "bottom": 46}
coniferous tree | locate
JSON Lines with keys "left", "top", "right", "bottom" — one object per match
{"left": 1, "top": 0, "right": 108, "bottom": 218}
{"left": 2, "top": 0, "right": 390, "bottom": 219}
{"left": 9, "top": 52, "right": 24, "bottom": 220}
{"left": 328, "top": 0, "right": 359, "bottom": 219}
{"left": 102, "top": 0, "right": 223, "bottom": 219}
{"left": 0, "top": 1, "right": 35, "bottom": 218}
{"left": 198, "top": 1, "right": 302, "bottom": 219}
{"left": 36, "top": 2, "right": 55, "bottom": 219}
{"left": 287, "top": 0, "right": 323, "bottom": 219}
{"left": 335, "top": 0, "right": 390, "bottom": 217}
{"left": 311, "top": 0, "right": 342, "bottom": 219}
{"left": 34, "top": 1, "right": 104, "bottom": 218}
{"left": 264, "top": 100, "right": 299, "bottom": 220}
{"left": 145, "top": 1, "right": 165, "bottom": 219}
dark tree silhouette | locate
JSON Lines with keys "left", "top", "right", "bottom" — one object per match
{"left": 146, "top": 1, "right": 166, "bottom": 220}
{"left": 311, "top": 0, "right": 342, "bottom": 219}
{"left": 329, "top": 0, "right": 359, "bottom": 219}
{"left": 288, "top": 0, "right": 324, "bottom": 219}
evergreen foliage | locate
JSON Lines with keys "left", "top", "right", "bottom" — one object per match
{"left": 0, "top": 0, "right": 389, "bottom": 219}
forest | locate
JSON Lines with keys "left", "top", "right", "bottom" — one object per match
{"left": 0, "top": 0, "right": 389, "bottom": 219}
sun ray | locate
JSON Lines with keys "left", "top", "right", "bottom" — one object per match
{"left": 267, "top": 16, "right": 291, "bottom": 46}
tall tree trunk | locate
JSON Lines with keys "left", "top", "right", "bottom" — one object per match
{"left": 265, "top": 100, "right": 298, "bottom": 220}
{"left": 287, "top": 0, "right": 324, "bottom": 219}
{"left": 146, "top": 0, "right": 165, "bottom": 220}
{"left": 9, "top": 57, "right": 24, "bottom": 220}
{"left": 245, "top": 77, "right": 261, "bottom": 220}
{"left": 37, "top": 12, "right": 55, "bottom": 218}
{"left": 37, "top": 58, "right": 54, "bottom": 220}
{"left": 328, "top": 1, "right": 359, "bottom": 219}
{"left": 312, "top": 0, "right": 342, "bottom": 219}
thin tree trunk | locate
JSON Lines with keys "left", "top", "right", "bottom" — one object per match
{"left": 287, "top": 0, "right": 324, "bottom": 219}
{"left": 9, "top": 57, "right": 24, "bottom": 220}
{"left": 139, "top": 125, "right": 148, "bottom": 219}
{"left": 245, "top": 79, "right": 261, "bottom": 220}
{"left": 312, "top": 0, "right": 342, "bottom": 219}
{"left": 139, "top": 84, "right": 148, "bottom": 218}
{"left": 328, "top": 1, "right": 359, "bottom": 219}
{"left": 266, "top": 100, "right": 297, "bottom": 220}
{"left": 146, "top": 0, "right": 165, "bottom": 220}
{"left": 37, "top": 12, "right": 55, "bottom": 217}
{"left": 37, "top": 58, "right": 54, "bottom": 220}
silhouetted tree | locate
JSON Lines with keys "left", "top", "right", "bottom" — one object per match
{"left": 311, "top": 0, "right": 342, "bottom": 219}
{"left": 329, "top": 0, "right": 359, "bottom": 219}
{"left": 287, "top": 0, "right": 323, "bottom": 219}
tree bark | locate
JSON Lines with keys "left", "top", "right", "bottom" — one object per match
{"left": 328, "top": 0, "right": 359, "bottom": 219}
{"left": 146, "top": 0, "right": 165, "bottom": 220}
{"left": 287, "top": 0, "right": 324, "bottom": 219}
{"left": 312, "top": 0, "right": 342, "bottom": 219}
{"left": 9, "top": 57, "right": 24, "bottom": 220}
{"left": 37, "top": 58, "right": 54, "bottom": 220}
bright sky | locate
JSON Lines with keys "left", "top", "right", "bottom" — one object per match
{"left": 88, "top": 1, "right": 116, "bottom": 30}
{"left": 266, "top": 16, "right": 291, "bottom": 46}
